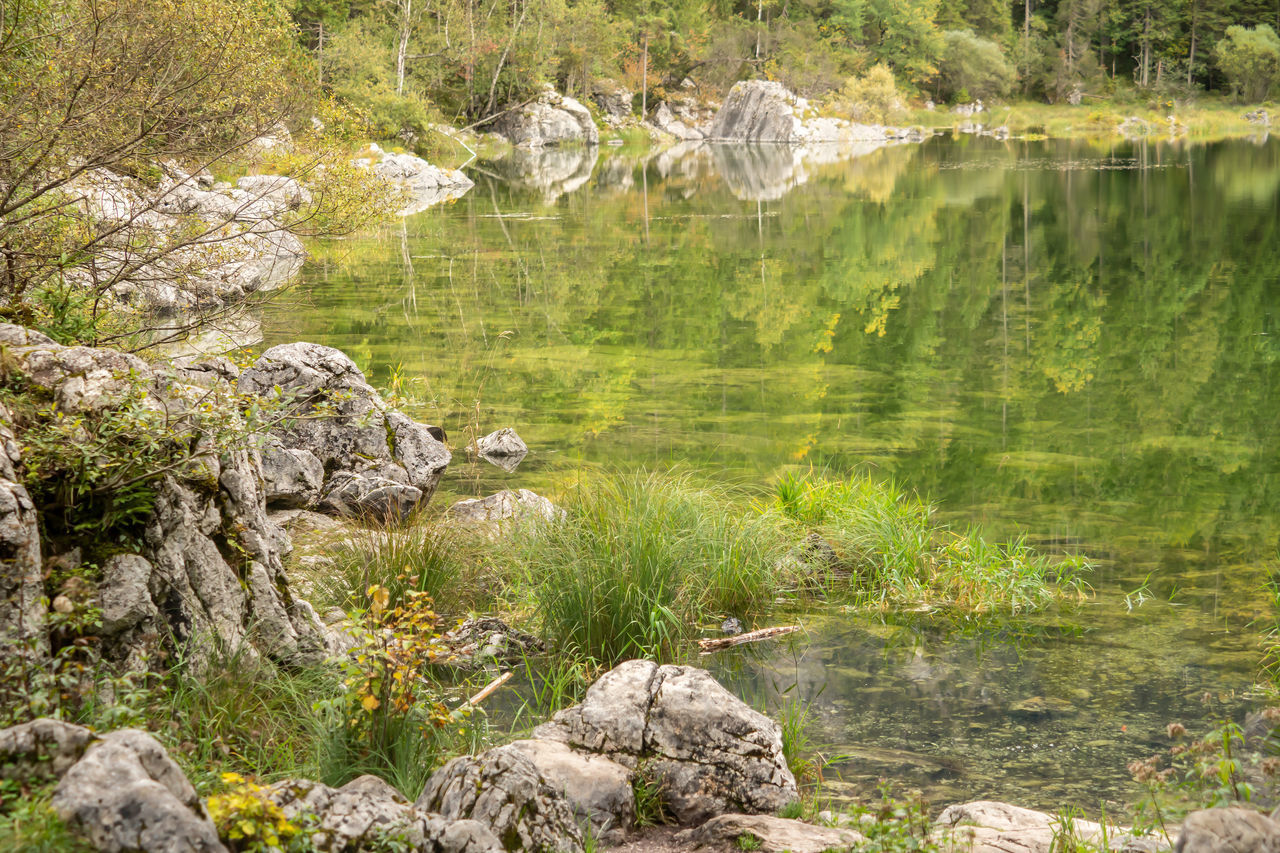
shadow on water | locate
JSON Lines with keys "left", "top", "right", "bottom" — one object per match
{"left": 266, "top": 136, "right": 1280, "bottom": 814}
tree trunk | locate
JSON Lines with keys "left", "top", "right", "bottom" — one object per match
{"left": 396, "top": 0, "right": 412, "bottom": 96}
{"left": 1139, "top": 5, "right": 1151, "bottom": 88}
{"left": 641, "top": 35, "right": 648, "bottom": 117}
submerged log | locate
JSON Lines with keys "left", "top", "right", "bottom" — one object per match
{"left": 697, "top": 625, "right": 800, "bottom": 653}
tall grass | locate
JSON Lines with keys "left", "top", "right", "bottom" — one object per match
{"left": 772, "top": 472, "right": 1089, "bottom": 613}
{"left": 501, "top": 472, "right": 793, "bottom": 664}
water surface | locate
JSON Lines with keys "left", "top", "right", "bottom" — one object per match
{"left": 265, "top": 136, "right": 1280, "bottom": 813}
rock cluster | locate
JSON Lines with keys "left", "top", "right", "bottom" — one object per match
{"left": 0, "top": 325, "right": 332, "bottom": 671}
{"left": 355, "top": 144, "right": 475, "bottom": 215}
{"left": 66, "top": 165, "right": 308, "bottom": 314}
{"left": 494, "top": 87, "right": 600, "bottom": 149}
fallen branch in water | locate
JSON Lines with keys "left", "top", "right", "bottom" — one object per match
{"left": 698, "top": 625, "right": 800, "bottom": 653}
{"left": 463, "top": 671, "right": 513, "bottom": 708}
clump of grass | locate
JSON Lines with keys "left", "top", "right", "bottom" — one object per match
{"left": 503, "top": 471, "right": 792, "bottom": 664}
{"left": 776, "top": 697, "right": 822, "bottom": 785}
{"left": 313, "top": 522, "right": 488, "bottom": 618}
{"left": 0, "top": 790, "right": 93, "bottom": 853}
{"left": 773, "top": 472, "right": 1089, "bottom": 612}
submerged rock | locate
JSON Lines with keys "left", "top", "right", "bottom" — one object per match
{"left": 440, "top": 616, "right": 546, "bottom": 664}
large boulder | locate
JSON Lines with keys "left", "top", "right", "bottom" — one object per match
{"left": 494, "top": 89, "right": 599, "bottom": 149}
{"left": 238, "top": 342, "right": 451, "bottom": 519}
{"left": 0, "top": 718, "right": 95, "bottom": 783}
{"left": 1175, "top": 807, "right": 1280, "bottom": 853}
{"left": 504, "top": 739, "right": 635, "bottom": 842}
{"left": 0, "top": 472, "right": 46, "bottom": 657}
{"left": 416, "top": 744, "right": 585, "bottom": 853}
{"left": 52, "top": 729, "right": 226, "bottom": 853}
{"left": 266, "top": 775, "right": 505, "bottom": 853}
{"left": 535, "top": 660, "right": 798, "bottom": 824}
{"left": 707, "top": 80, "right": 898, "bottom": 147}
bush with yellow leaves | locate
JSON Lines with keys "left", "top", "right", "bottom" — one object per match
{"left": 206, "top": 773, "right": 314, "bottom": 853}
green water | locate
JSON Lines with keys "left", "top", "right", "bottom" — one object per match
{"left": 265, "top": 136, "right": 1280, "bottom": 813}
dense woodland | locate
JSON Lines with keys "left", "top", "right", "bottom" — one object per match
{"left": 286, "top": 0, "right": 1280, "bottom": 134}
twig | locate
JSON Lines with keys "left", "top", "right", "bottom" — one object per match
{"left": 698, "top": 625, "right": 800, "bottom": 653}
{"left": 463, "top": 670, "right": 512, "bottom": 707}
{"left": 461, "top": 96, "right": 537, "bottom": 132}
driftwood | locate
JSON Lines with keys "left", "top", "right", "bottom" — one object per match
{"left": 463, "top": 671, "right": 513, "bottom": 708}
{"left": 697, "top": 625, "right": 800, "bottom": 653}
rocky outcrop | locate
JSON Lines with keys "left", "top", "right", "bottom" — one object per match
{"left": 66, "top": 167, "right": 307, "bottom": 314}
{"left": 356, "top": 144, "right": 475, "bottom": 215}
{"left": 1175, "top": 808, "right": 1280, "bottom": 853}
{"left": 0, "top": 718, "right": 95, "bottom": 783}
{"left": 707, "top": 79, "right": 913, "bottom": 146}
{"left": 0, "top": 327, "right": 334, "bottom": 671}
{"left": 238, "top": 342, "right": 451, "bottom": 520}
{"left": 266, "top": 775, "right": 505, "bottom": 853}
{"left": 676, "top": 814, "right": 865, "bottom": 853}
{"left": 52, "top": 729, "right": 226, "bottom": 853}
{"left": 535, "top": 659, "right": 798, "bottom": 823}
{"left": 494, "top": 88, "right": 599, "bottom": 149}
{"left": 0, "top": 451, "right": 46, "bottom": 656}
{"left": 416, "top": 744, "right": 585, "bottom": 853}
{"left": 591, "top": 82, "right": 634, "bottom": 127}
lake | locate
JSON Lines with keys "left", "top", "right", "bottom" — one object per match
{"left": 264, "top": 135, "right": 1280, "bottom": 814}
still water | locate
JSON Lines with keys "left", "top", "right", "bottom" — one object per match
{"left": 264, "top": 136, "right": 1280, "bottom": 813}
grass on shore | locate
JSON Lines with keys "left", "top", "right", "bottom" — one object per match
{"left": 340, "top": 470, "right": 1089, "bottom": 666}
{"left": 905, "top": 96, "right": 1270, "bottom": 140}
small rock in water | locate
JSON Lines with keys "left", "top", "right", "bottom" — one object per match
{"left": 1009, "top": 696, "right": 1075, "bottom": 720}
{"left": 721, "top": 617, "right": 744, "bottom": 635}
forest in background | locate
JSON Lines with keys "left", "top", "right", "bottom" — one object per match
{"left": 286, "top": 0, "right": 1280, "bottom": 137}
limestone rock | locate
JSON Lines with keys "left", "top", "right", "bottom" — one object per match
{"left": 266, "top": 775, "right": 505, "bottom": 853}
{"left": 504, "top": 739, "right": 635, "bottom": 842}
{"left": 235, "top": 174, "right": 312, "bottom": 216}
{"left": 448, "top": 490, "right": 562, "bottom": 527}
{"left": 494, "top": 89, "right": 600, "bottom": 149}
{"left": 1175, "top": 807, "right": 1280, "bottom": 853}
{"left": 52, "top": 729, "right": 226, "bottom": 853}
{"left": 440, "top": 617, "right": 546, "bottom": 665}
{"left": 676, "top": 814, "right": 865, "bottom": 853}
{"left": 0, "top": 718, "right": 94, "bottom": 782}
{"left": 591, "top": 83, "right": 634, "bottom": 126}
{"left": 368, "top": 147, "right": 475, "bottom": 215}
{"left": 707, "top": 80, "right": 800, "bottom": 143}
{"left": 260, "top": 445, "right": 325, "bottom": 509}
{"left": 935, "top": 800, "right": 1118, "bottom": 853}
{"left": 238, "top": 342, "right": 450, "bottom": 517}
{"left": 535, "top": 660, "right": 798, "bottom": 824}
{"left": 98, "top": 554, "right": 159, "bottom": 634}
{"left": 0, "top": 477, "right": 45, "bottom": 656}
{"left": 416, "top": 744, "right": 585, "bottom": 853}
{"left": 473, "top": 427, "right": 528, "bottom": 458}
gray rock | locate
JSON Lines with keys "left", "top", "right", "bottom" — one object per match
{"left": 676, "top": 814, "right": 865, "bottom": 853}
{"left": 266, "top": 775, "right": 505, "bottom": 853}
{"left": 0, "top": 718, "right": 94, "bottom": 782}
{"left": 239, "top": 342, "right": 450, "bottom": 517}
{"left": 261, "top": 446, "right": 325, "bottom": 508}
{"left": 235, "top": 174, "right": 313, "bottom": 216}
{"left": 494, "top": 89, "right": 600, "bottom": 149}
{"left": 492, "top": 146, "right": 599, "bottom": 205}
{"left": 935, "top": 800, "right": 1121, "bottom": 853}
{"left": 320, "top": 471, "right": 424, "bottom": 521}
{"left": 505, "top": 739, "right": 634, "bottom": 842}
{"left": 535, "top": 660, "right": 798, "bottom": 823}
{"left": 416, "top": 744, "right": 585, "bottom": 853}
{"left": 707, "top": 80, "right": 800, "bottom": 143}
{"left": 0, "top": 477, "right": 45, "bottom": 657}
{"left": 448, "top": 490, "right": 562, "bottom": 527}
{"left": 370, "top": 147, "right": 474, "bottom": 216}
{"left": 591, "top": 83, "right": 633, "bottom": 124}
{"left": 652, "top": 102, "right": 707, "bottom": 140}
{"left": 1175, "top": 808, "right": 1280, "bottom": 853}
{"left": 474, "top": 427, "right": 528, "bottom": 458}
{"left": 98, "top": 554, "right": 158, "bottom": 634}
{"left": 440, "top": 617, "right": 546, "bottom": 665}
{"left": 52, "top": 729, "right": 226, "bottom": 853}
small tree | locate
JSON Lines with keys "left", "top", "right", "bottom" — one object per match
{"left": 1214, "top": 24, "right": 1280, "bottom": 102}
{"left": 833, "top": 64, "right": 907, "bottom": 124}
{"left": 936, "top": 29, "right": 1015, "bottom": 102}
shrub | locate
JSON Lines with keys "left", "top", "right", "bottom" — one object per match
{"left": 936, "top": 29, "right": 1015, "bottom": 102}
{"left": 831, "top": 65, "right": 907, "bottom": 124}
{"left": 1215, "top": 24, "right": 1280, "bottom": 102}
